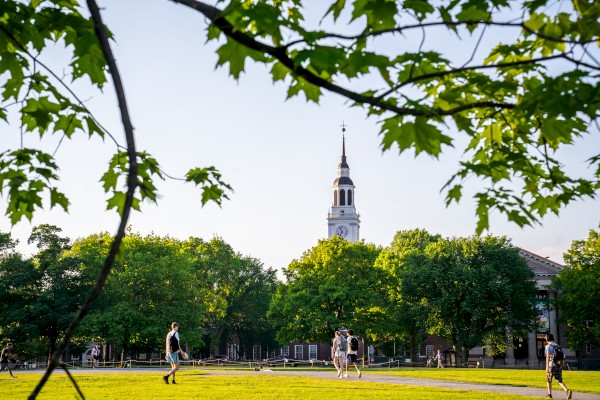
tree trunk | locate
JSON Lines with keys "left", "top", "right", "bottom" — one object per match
{"left": 120, "top": 342, "right": 127, "bottom": 366}
{"left": 410, "top": 335, "right": 416, "bottom": 362}
{"left": 47, "top": 336, "right": 57, "bottom": 366}
{"left": 455, "top": 339, "right": 467, "bottom": 367}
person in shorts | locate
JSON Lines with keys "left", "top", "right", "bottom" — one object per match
{"left": 332, "top": 330, "right": 346, "bottom": 378}
{"left": 1, "top": 343, "right": 16, "bottom": 379}
{"left": 345, "top": 330, "right": 361, "bottom": 378}
{"left": 91, "top": 343, "right": 100, "bottom": 369}
{"left": 545, "top": 333, "right": 572, "bottom": 399}
{"left": 163, "top": 322, "right": 184, "bottom": 384}
{"left": 435, "top": 349, "right": 444, "bottom": 368}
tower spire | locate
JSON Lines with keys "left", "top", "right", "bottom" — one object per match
{"left": 341, "top": 121, "right": 347, "bottom": 158}
{"left": 327, "top": 122, "right": 360, "bottom": 242}
{"left": 339, "top": 122, "right": 349, "bottom": 169}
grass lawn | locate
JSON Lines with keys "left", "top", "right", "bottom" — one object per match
{"left": 371, "top": 368, "right": 600, "bottom": 394}
{"left": 3, "top": 370, "right": 534, "bottom": 400}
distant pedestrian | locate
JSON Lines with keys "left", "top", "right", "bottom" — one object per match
{"left": 91, "top": 343, "right": 100, "bottom": 369}
{"left": 545, "top": 334, "right": 572, "bottom": 399}
{"left": 331, "top": 331, "right": 340, "bottom": 377}
{"left": 163, "top": 322, "right": 184, "bottom": 384}
{"left": 344, "top": 330, "right": 361, "bottom": 378}
{"left": 435, "top": 350, "right": 444, "bottom": 368}
{"left": 1, "top": 343, "right": 16, "bottom": 379}
{"left": 333, "top": 330, "right": 347, "bottom": 378}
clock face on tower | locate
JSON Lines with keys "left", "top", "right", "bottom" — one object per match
{"left": 336, "top": 225, "right": 349, "bottom": 238}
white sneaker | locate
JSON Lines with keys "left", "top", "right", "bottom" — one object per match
{"left": 358, "top": 371, "right": 362, "bottom": 378}
{"left": 337, "top": 370, "right": 342, "bottom": 378}
{"left": 344, "top": 374, "right": 349, "bottom": 378}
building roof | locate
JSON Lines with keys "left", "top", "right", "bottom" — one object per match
{"left": 333, "top": 176, "right": 354, "bottom": 186}
{"left": 518, "top": 247, "right": 565, "bottom": 277}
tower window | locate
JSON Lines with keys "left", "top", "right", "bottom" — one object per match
{"left": 340, "top": 189, "right": 346, "bottom": 206}
{"left": 348, "top": 190, "right": 353, "bottom": 206}
{"left": 333, "top": 190, "right": 338, "bottom": 206}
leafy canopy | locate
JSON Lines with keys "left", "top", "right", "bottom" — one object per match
{"left": 551, "top": 228, "right": 600, "bottom": 349}
{"left": 0, "top": 0, "right": 231, "bottom": 225}
{"left": 176, "top": 0, "right": 600, "bottom": 232}
{"left": 1, "top": 0, "right": 598, "bottom": 233}
{"left": 268, "top": 237, "right": 384, "bottom": 344}
{"left": 377, "top": 232, "right": 538, "bottom": 364}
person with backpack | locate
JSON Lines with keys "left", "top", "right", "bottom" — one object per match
{"left": 332, "top": 330, "right": 347, "bottom": 378}
{"left": 545, "top": 333, "right": 572, "bottom": 399}
{"left": 344, "top": 329, "right": 362, "bottom": 378}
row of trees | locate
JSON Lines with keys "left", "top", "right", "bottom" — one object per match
{"left": 268, "top": 232, "right": 539, "bottom": 363}
{"left": 551, "top": 229, "right": 600, "bottom": 350}
{"left": 1, "top": 225, "right": 598, "bottom": 363}
{"left": 0, "top": 225, "right": 277, "bottom": 361}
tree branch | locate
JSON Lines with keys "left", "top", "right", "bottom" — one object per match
{"left": 28, "top": 0, "right": 139, "bottom": 398}
{"left": 170, "top": 0, "right": 514, "bottom": 116}
{"left": 283, "top": 20, "right": 598, "bottom": 48}
{"left": 566, "top": 52, "right": 600, "bottom": 70}
{"left": 61, "top": 364, "right": 85, "bottom": 400}
{"left": 376, "top": 53, "right": 568, "bottom": 100}
{"left": 0, "top": 26, "right": 123, "bottom": 150}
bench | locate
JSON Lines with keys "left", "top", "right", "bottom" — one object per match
{"left": 467, "top": 358, "right": 484, "bottom": 368}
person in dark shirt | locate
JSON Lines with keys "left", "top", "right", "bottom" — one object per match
{"left": 162, "top": 322, "right": 184, "bottom": 384}
{"left": 1, "top": 343, "right": 16, "bottom": 379}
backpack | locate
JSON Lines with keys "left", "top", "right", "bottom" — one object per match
{"left": 553, "top": 344, "right": 565, "bottom": 366}
{"left": 349, "top": 336, "right": 359, "bottom": 351}
{"left": 339, "top": 336, "right": 348, "bottom": 352}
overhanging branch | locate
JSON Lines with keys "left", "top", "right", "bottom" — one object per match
{"left": 170, "top": 0, "right": 514, "bottom": 116}
{"left": 283, "top": 20, "right": 598, "bottom": 48}
{"left": 28, "top": 0, "right": 139, "bottom": 398}
{"left": 377, "top": 53, "right": 569, "bottom": 100}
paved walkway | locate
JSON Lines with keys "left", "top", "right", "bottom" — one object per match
{"left": 14, "top": 368, "right": 600, "bottom": 399}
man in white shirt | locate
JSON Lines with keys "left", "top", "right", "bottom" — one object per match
{"left": 344, "top": 329, "right": 362, "bottom": 378}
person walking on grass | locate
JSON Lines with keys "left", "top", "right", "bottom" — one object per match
{"left": 435, "top": 349, "right": 444, "bottom": 368}
{"left": 545, "top": 334, "right": 572, "bottom": 400}
{"left": 163, "top": 322, "right": 184, "bottom": 385}
{"left": 91, "top": 343, "right": 100, "bottom": 369}
{"left": 1, "top": 343, "right": 16, "bottom": 379}
{"left": 332, "top": 330, "right": 347, "bottom": 378}
{"left": 344, "top": 330, "right": 361, "bottom": 379}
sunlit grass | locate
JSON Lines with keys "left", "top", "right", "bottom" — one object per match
{"left": 377, "top": 368, "right": 600, "bottom": 394}
{"left": 6, "top": 370, "right": 532, "bottom": 400}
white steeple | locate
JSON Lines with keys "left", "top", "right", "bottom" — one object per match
{"left": 327, "top": 124, "right": 360, "bottom": 242}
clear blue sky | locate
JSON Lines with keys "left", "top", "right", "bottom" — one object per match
{"left": 2, "top": 0, "right": 599, "bottom": 272}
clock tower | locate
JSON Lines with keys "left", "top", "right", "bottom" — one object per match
{"left": 327, "top": 126, "right": 360, "bottom": 242}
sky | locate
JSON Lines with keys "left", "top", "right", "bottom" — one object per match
{"left": 2, "top": 0, "right": 599, "bottom": 274}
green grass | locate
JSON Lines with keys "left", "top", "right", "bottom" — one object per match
{"left": 374, "top": 368, "right": 600, "bottom": 394}
{"left": 4, "top": 370, "right": 531, "bottom": 400}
